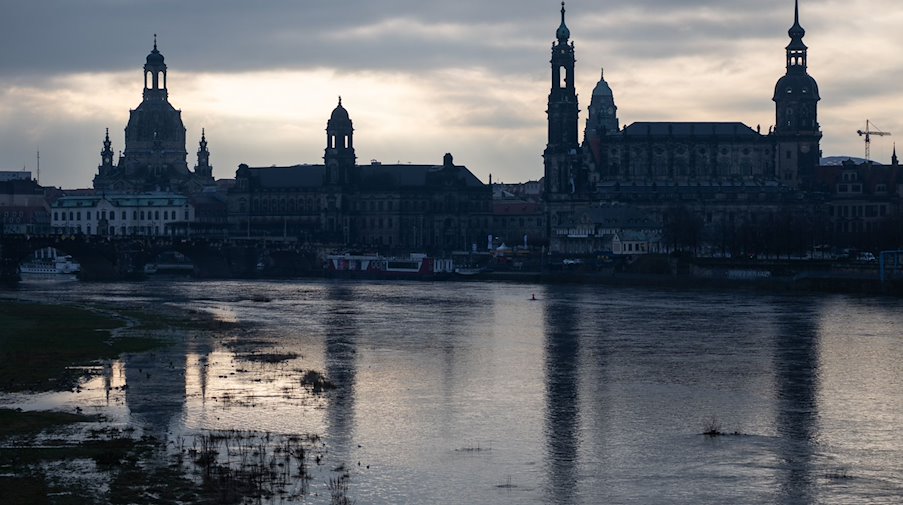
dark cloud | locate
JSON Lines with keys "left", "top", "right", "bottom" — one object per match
{"left": 1, "top": 0, "right": 900, "bottom": 186}
{"left": 1, "top": 0, "right": 802, "bottom": 77}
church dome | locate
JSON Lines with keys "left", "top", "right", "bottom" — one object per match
{"left": 329, "top": 98, "right": 351, "bottom": 123}
{"left": 556, "top": 22, "right": 570, "bottom": 42}
{"left": 773, "top": 72, "right": 820, "bottom": 101}
{"left": 146, "top": 46, "right": 165, "bottom": 66}
{"left": 592, "top": 70, "right": 613, "bottom": 97}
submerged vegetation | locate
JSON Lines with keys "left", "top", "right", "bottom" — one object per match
{"left": 0, "top": 301, "right": 161, "bottom": 392}
{"left": 300, "top": 370, "right": 337, "bottom": 393}
{"left": 0, "top": 297, "right": 344, "bottom": 504}
{"left": 701, "top": 416, "right": 747, "bottom": 437}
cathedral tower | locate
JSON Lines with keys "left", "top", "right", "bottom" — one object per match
{"left": 195, "top": 129, "right": 213, "bottom": 179}
{"left": 98, "top": 128, "right": 114, "bottom": 175}
{"left": 586, "top": 68, "right": 619, "bottom": 137}
{"left": 772, "top": 0, "right": 821, "bottom": 185}
{"left": 324, "top": 97, "right": 356, "bottom": 186}
{"left": 543, "top": 2, "right": 581, "bottom": 198}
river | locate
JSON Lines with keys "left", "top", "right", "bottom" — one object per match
{"left": 6, "top": 278, "right": 903, "bottom": 504}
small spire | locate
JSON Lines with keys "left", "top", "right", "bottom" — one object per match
{"left": 556, "top": 2, "right": 570, "bottom": 42}
{"left": 338, "top": 96, "right": 342, "bottom": 106}
{"left": 153, "top": 33, "right": 157, "bottom": 51}
{"left": 789, "top": 0, "right": 805, "bottom": 39}
{"left": 104, "top": 128, "right": 110, "bottom": 140}
{"left": 201, "top": 127, "right": 206, "bottom": 141}
{"left": 600, "top": 67, "right": 605, "bottom": 81}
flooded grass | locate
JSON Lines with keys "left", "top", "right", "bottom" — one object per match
{"left": 1, "top": 415, "right": 329, "bottom": 504}
{"left": 300, "top": 370, "right": 337, "bottom": 393}
{"left": 0, "top": 297, "right": 341, "bottom": 504}
{"left": 0, "top": 408, "right": 99, "bottom": 437}
{"left": 236, "top": 352, "right": 300, "bottom": 363}
{"left": 0, "top": 301, "right": 162, "bottom": 392}
{"left": 178, "top": 430, "right": 323, "bottom": 503}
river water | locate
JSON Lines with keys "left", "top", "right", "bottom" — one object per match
{"left": 6, "top": 278, "right": 903, "bottom": 504}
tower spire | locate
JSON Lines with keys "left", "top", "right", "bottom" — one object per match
{"left": 545, "top": 2, "right": 580, "bottom": 197}
{"left": 556, "top": 2, "right": 570, "bottom": 42}
{"left": 893, "top": 143, "right": 898, "bottom": 166}
{"left": 100, "top": 128, "right": 114, "bottom": 170}
{"left": 786, "top": 0, "right": 807, "bottom": 70}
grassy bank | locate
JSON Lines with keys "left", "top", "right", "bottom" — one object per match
{"left": 0, "top": 301, "right": 161, "bottom": 392}
{"left": 0, "top": 298, "right": 335, "bottom": 504}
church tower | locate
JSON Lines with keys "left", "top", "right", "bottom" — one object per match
{"left": 586, "top": 68, "right": 619, "bottom": 137}
{"left": 772, "top": 0, "right": 821, "bottom": 186}
{"left": 324, "top": 97, "right": 356, "bottom": 186}
{"left": 543, "top": 2, "right": 581, "bottom": 198}
{"left": 143, "top": 35, "right": 168, "bottom": 102}
{"left": 99, "top": 128, "right": 114, "bottom": 175}
{"left": 195, "top": 129, "right": 213, "bottom": 179}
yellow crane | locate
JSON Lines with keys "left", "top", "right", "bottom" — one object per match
{"left": 857, "top": 119, "right": 891, "bottom": 163}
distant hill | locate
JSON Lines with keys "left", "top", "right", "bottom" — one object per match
{"left": 821, "top": 156, "right": 867, "bottom": 166}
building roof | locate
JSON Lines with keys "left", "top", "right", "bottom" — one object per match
{"left": 244, "top": 162, "right": 485, "bottom": 190}
{"left": 623, "top": 122, "right": 761, "bottom": 137}
{"left": 250, "top": 165, "right": 326, "bottom": 188}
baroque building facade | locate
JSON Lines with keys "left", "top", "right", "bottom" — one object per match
{"left": 545, "top": 1, "right": 827, "bottom": 255}
{"left": 227, "top": 100, "right": 492, "bottom": 253}
{"left": 93, "top": 39, "right": 214, "bottom": 194}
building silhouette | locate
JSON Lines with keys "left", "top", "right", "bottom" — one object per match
{"left": 93, "top": 37, "right": 214, "bottom": 194}
{"left": 544, "top": 1, "right": 837, "bottom": 255}
{"left": 228, "top": 99, "right": 491, "bottom": 251}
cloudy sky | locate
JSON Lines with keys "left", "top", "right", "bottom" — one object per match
{"left": 1, "top": 0, "right": 901, "bottom": 189}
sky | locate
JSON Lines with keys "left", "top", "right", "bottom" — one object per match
{"left": 1, "top": 0, "right": 901, "bottom": 189}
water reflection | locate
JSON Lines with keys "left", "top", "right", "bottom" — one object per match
{"left": 773, "top": 300, "right": 822, "bottom": 504}
{"left": 324, "top": 283, "right": 359, "bottom": 462}
{"left": 543, "top": 288, "right": 581, "bottom": 504}
{"left": 7, "top": 279, "right": 903, "bottom": 504}
{"left": 124, "top": 346, "right": 186, "bottom": 434}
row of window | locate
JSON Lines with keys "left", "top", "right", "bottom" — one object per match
{"left": 53, "top": 210, "right": 190, "bottom": 222}
{"left": 245, "top": 198, "right": 489, "bottom": 214}
{"left": 837, "top": 184, "right": 863, "bottom": 193}
{"left": 54, "top": 225, "right": 167, "bottom": 235}
{"left": 620, "top": 242, "right": 649, "bottom": 253}
{"left": 830, "top": 204, "right": 887, "bottom": 218}
{"left": 497, "top": 217, "right": 544, "bottom": 227}
{"left": 615, "top": 147, "right": 772, "bottom": 157}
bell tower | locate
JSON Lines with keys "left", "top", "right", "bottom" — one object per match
{"left": 324, "top": 97, "right": 356, "bottom": 186}
{"left": 143, "top": 34, "right": 168, "bottom": 101}
{"left": 195, "top": 128, "right": 213, "bottom": 179}
{"left": 543, "top": 2, "right": 581, "bottom": 198}
{"left": 99, "top": 128, "right": 114, "bottom": 175}
{"left": 772, "top": 0, "right": 821, "bottom": 186}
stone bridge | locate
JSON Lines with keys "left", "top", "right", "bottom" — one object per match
{"left": 0, "top": 234, "right": 319, "bottom": 284}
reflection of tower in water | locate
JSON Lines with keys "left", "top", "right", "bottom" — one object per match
{"left": 774, "top": 302, "right": 822, "bottom": 502}
{"left": 323, "top": 284, "right": 358, "bottom": 462}
{"left": 542, "top": 291, "right": 581, "bottom": 505}
{"left": 124, "top": 347, "right": 187, "bottom": 434}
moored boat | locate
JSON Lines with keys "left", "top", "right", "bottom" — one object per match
{"left": 19, "top": 255, "right": 80, "bottom": 275}
{"left": 326, "top": 253, "right": 452, "bottom": 279}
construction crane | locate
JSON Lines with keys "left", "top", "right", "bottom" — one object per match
{"left": 857, "top": 119, "right": 891, "bottom": 163}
